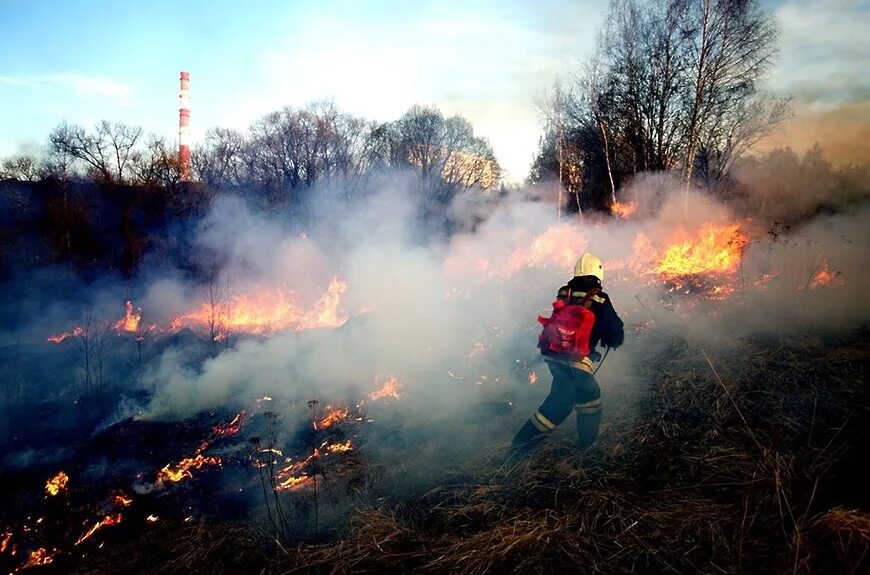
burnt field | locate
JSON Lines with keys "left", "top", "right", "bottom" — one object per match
{"left": 1, "top": 320, "right": 868, "bottom": 574}
{"left": 1, "top": 185, "right": 869, "bottom": 574}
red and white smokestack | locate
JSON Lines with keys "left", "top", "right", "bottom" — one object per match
{"left": 178, "top": 71, "right": 191, "bottom": 179}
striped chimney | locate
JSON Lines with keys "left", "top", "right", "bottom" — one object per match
{"left": 179, "top": 71, "right": 191, "bottom": 179}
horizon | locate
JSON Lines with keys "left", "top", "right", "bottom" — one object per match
{"left": 1, "top": 0, "right": 867, "bottom": 183}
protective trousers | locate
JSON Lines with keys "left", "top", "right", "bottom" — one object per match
{"left": 511, "top": 359, "right": 602, "bottom": 452}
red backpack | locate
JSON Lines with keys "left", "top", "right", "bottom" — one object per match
{"left": 537, "top": 288, "right": 600, "bottom": 359}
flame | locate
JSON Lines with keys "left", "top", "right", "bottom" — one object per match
{"left": 157, "top": 454, "right": 221, "bottom": 483}
{"left": 113, "top": 300, "right": 142, "bottom": 333}
{"left": 75, "top": 514, "right": 123, "bottom": 546}
{"left": 14, "top": 547, "right": 58, "bottom": 571}
{"left": 112, "top": 493, "right": 133, "bottom": 507}
{"left": 276, "top": 474, "right": 315, "bottom": 491}
{"left": 170, "top": 277, "right": 348, "bottom": 336}
{"left": 146, "top": 515, "right": 159, "bottom": 523}
{"left": 278, "top": 453, "right": 317, "bottom": 478}
{"left": 528, "top": 371, "right": 538, "bottom": 385}
{"left": 212, "top": 411, "right": 245, "bottom": 437}
{"left": 808, "top": 259, "right": 842, "bottom": 289}
{"left": 369, "top": 374, "right": 402, "bottom": 401}
{"left": 315, "top": 406, "right": 349, "bottom": 430}
{"left": 466, "top": 341, "right": 487, "bottom": 359}
{"left": 45, "top": 471, "right": 68, "bottom": 497}
{"left": 258, "top": 447, "right": 284, "bottom": 458}
{"left": 310, "top": 276, "right": 348, "bottom": 327}
{"left": 275, "top": 450, "right": 320, "bottom": 491}
{"left": 274, "top": 438, "right": 357, "bottom": 486}
{"left": 325, "top": 440, "right": 353, "bottom": 454}
{"left": 47, "top": 278, "right": 351, "bottom": 344}
{"left": 611, "top": 201, "right": 638, "bottom": 219}
{"left": 501, "top": 224, "right": 587, "bottom": 277}
{"left": 655, "top": 224, "right": 747, "bottom": 279}
{"left": 46, "top": 326, "right": 83, "bottom": 344}
{"left": 1, "top": 531, "right": 12, "bottom": 553}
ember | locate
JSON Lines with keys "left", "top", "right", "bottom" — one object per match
{"left": 212, "top": 411, "right": 246, "bottom": 437}
{"left": 466, "top": 341, "right": 487, "bottom": 359}
{"left": 611, "top": 200, "right": 637, "bottom": 219}
{"left": 276, "top": 474, "right": 316, "bottom": 492}
{"left": 315, "top": 406, "right": 349, "bottom": 430}
{"left": 808, "top": 258, "right": 842, "bottom": 290}
{"left": 369, "top": 374, "right": 402, "bottom": 401}
{"left": 324, "top": 440, "right": 353, "bottom": 454}
{"left": 157, "top": 454, "right": 222, "bottom": 483}
{"left": 45, "top": 471, "right": 68, "bottom": 497}
{"left": 111, "top": 493, "right": 133, "bottom": 507}
{"left": 75, "top": 514, "right": 123, "bottom": 546}
{"left": 14, "top": 547, "right": 58, "bottom": 571}
{"left": 46, "top": 326, "right": 83, "bottom": 344}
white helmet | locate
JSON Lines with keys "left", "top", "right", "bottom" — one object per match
{"left": 574, "top": 252, "right": 603, "bottom": 282}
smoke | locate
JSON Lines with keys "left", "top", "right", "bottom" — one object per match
{"left": 2, "top": 160, "right": 867, "bottom": 488}
{"left": 125, "top": 168, "right": 868, "bottom": 433}
{"left": 139, "top": 183, "right": 549, "bottom": 420}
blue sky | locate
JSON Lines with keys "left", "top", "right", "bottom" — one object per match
{"left": 1, "top": 0, "right": 867, "bottom": 181}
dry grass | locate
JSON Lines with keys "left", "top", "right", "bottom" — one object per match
{"left": 71, "top": 328, "right": 869, "bottom": 574}
{"left": 275, "top": 329, "right": 870, "bottom": 574}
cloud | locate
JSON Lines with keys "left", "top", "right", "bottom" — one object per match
{"left": 0, "top": 75, "right": 42, "bottom": 88}
{"left": 760, "top": 101, "right": 870, "bottom": 165}
{"left": 768, "top": 0, "right": 870, "bottom": 106}
{"left": 0, "top": 72, "right": 132, "bottom": 100}
{"left": 759, "top": 0, "right": 869, "bottom": 165}
{"left": 230, "top": 1, "right": 608, "bottom": 183}
{"left": 40, "top": 73, "right": 132, "bottom": 98}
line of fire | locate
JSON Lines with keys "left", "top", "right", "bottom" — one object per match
{"left": 2, "top": 198, "right": 862, "bottom": 572}
{"left": 1, "top": 1, "right": 868, "bottom": 571}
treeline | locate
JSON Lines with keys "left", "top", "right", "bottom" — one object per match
{"left": 529, "top": 0, "right": 788, "bottom": 210}
{"left": 0, "top": 103, "right": 500, "bottom": 277}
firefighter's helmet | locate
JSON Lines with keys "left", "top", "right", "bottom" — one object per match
{"left": 574, "top": 252, "right": 603, "bottom": 282}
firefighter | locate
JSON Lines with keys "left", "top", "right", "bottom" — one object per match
{"left": 511, "top": 252, "right": 624, "bottom": 453}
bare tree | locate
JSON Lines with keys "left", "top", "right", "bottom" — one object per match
{"left": 49, "top": 120, "right": 143, "bottom": 185}
{"left": 130, "top": 136, "right": 185, "bottom": 190}
{"left": 203, "top": 271, "right": 232, "bottom": 357}
{"left": 680, "top": 0, "right": 779, "bottom": 192}
{"left": 192, "top": 127, "right": 251, "bottom": 190}
{"left": 74, "top": 309, "right": 113, "bottom": 394}
{"left": 530, "top": 0, "right": 783, "bottom": 210}
{"left": 0, "top": 153, "right": 45, "bottom": 181}
{"left": 393, "top": 104, "right": 500, "bottom": 201}
{"left": 536, "top": 82, "right": 586, "bottom": 215}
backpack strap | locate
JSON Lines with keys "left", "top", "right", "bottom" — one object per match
{"left": 559, "top": 287, "right": 603, "bottom": 306}
{"left": 578, "top": 287, "right": 602, "bottom": 308}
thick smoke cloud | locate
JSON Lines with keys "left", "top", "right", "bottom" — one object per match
{"left": 134, "top": 170, "right": 869, "bottom": 438}
{"left": 4, "top": 166, "right": 866, "bottom": 466}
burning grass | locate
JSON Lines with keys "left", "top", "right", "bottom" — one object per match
{"left": 272, "top": 330, "right": 868, "bottom": 574}
{"left": 57, "top": 326, "right": 869, "bottom": 574}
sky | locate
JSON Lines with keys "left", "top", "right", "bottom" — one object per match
{"left": 0, "top": 0, "right": 867, "bottom": 182}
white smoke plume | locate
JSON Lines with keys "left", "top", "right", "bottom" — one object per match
{"left": 134, "top": 172, "right": 869, "bottom": 433}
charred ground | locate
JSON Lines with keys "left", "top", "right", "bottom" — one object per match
{"left": 5, "top": 325, "right": 859, "bottom": 575}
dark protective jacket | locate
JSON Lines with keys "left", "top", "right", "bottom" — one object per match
{"left": 556, "top": 275, "right": 624, "bottom": 352}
